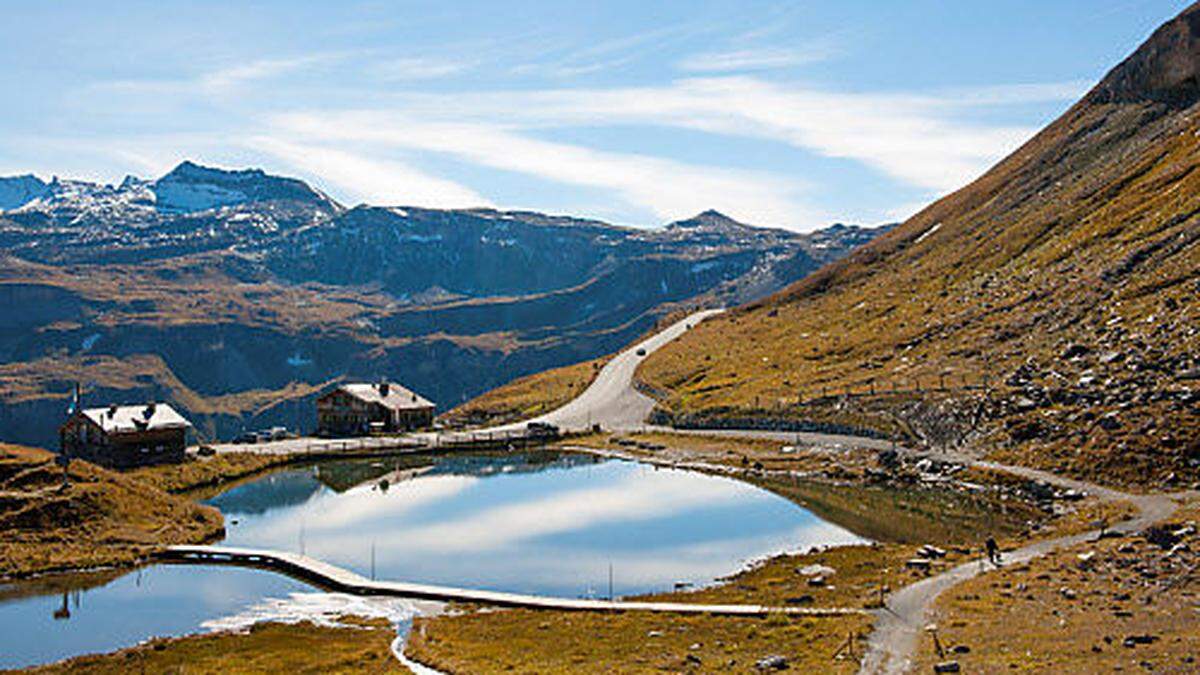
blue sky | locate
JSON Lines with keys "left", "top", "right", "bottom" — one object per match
{"left": 0, "top": 0, "right": 1192, "bottom": 230}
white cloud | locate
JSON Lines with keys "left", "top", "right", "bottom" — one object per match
{"left": 676, "top": 45, "right": 838, "bottom": 73}
{"left": 369, "top": 57, "right": 471, "bottom": 81}
{"left": 200, "top": 54, "right": 340, "bottom": 94}
{"left": 270, "top": 111, "right": 817, "bottom": 226}
{"left": 378, "top": 75, "right": 1074, "bottom": 194}
{"left": 246, "top": 136, "right": 490, "bottom": 208}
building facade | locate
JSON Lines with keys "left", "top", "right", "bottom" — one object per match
{"left": 316, "top": 382, "right": 436, "bottom": 436}
{"left": 59, "top": 403, "right": 192, "bottom": 468}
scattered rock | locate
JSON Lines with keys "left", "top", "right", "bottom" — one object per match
{"left": 919, "top": 545, "right": 948, "bottom": 559}
{"left": 933, "top": 661, "right": 961, "bottom": 673}
{"left": 1123, "top": 634, "right": 1159, "bottom": 648}
{"left": 755, "top": 655, "right": 789, "bottom": 671}
{"left": 796, "top": 564, "right": 836, "bottom": 577}
{"left": 1061, "top": 344, "right": 1091, "bottom": 360}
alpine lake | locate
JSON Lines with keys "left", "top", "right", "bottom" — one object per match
{"left": 0, "top": 449, "right": 1020, "bottom": 669}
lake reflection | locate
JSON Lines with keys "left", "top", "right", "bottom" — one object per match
{"left": 0, "top": 451, "right": 865, "bottom": 669}
{"left": 0, "top": 566, "right": 311, "bottom": 669}
{"left": 211, "top": 451, "right": 865, "bottom": 597}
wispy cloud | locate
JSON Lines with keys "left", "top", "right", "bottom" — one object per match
{"left": 270, "top": 111, "right": 816, "bottom": 225}
{"left": 368, "top": 56, "right": 472, "bottom": 81}
{"left": 364, "top": 75, "right": 1078, "bottom": 194}
{"left": 246, "top": 136, "right": 490, "bottom": 208}
{"left": 511, "top": 20, "right": 718, "bottom": 78}
{"left": 200, "top": 54, "right": 343, "bottom": 94}
{"left": 676, "top": 44, "right": 838, "bottom": 73}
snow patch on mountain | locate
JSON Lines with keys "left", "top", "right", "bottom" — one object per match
{"left": 154, "top": 181, "right": 249, "bottom": 213}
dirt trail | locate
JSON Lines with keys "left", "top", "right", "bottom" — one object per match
{"left": 857, "top": 458, "right": 1194, "bottom": 675}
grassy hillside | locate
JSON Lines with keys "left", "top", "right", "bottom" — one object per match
{"left": 0, "top": 444, "right": 223, "bottom": 577}
{"left": 439, "top": 356, "right": 610, "bottom": 428}
{"left": 638, "top": 5, "right": 1200, "bottom": 485}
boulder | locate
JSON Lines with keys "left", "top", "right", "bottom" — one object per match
{"left": 755, "top": 655, "right": 789, "bottom": 671}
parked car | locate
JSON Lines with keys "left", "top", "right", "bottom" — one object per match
{"left": 267, "top": 426, "right": 288, "bottom": 441}
{"left": 526, "top": 421, "right": 560, "bottom": 438}
{"left": 233, "top": 431, "right": 258, "bottom": 444}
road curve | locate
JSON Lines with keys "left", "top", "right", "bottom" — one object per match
{"left": 500, "top": 308, "right": 725, "bottom": 433}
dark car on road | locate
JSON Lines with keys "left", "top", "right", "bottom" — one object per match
{"left": 526, "top": 421, "right": 561, "bottom": 438}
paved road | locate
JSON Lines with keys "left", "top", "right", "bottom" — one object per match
{"left": 504, "top": 309, "right": 725, "bottom": 432}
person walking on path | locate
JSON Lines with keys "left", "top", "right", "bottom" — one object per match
{"left": 985, "top": 536, "right": 1001, "bottom": 566}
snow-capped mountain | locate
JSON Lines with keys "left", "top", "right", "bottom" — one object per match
{"left": 0, "top": 162, "right": 342, "bottom": 263}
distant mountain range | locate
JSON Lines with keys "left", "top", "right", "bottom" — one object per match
{"left": 0, "top": 162, "right": 888, "bottom": 447}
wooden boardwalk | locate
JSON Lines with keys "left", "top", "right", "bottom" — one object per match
{"left": 159, "top": 545, "right": 869, "bottom": 617}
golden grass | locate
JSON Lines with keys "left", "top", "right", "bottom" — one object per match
{"left": 440, "top": 356, "right": 610, "bottom": 427}
{"left": 408, "top": 608, "right": 871, "bottom": 674}
{"left": 25, "top": 617, "right": 403, "bottom": 674}
{"left": 912, "top": 500, "right": 1200, "bottom": 673}
{"left": 0, "top": 444, "right": 223, "bottom": 578}
{"left": 130, "top": 452, "right": 300, "bottom": 494}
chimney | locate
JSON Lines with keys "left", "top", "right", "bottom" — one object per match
{"left": 108, "top": 404, "right": 118, "bottom": 418}
{"left": 145, "top": 402, "right": 156, "bottom": 418}
{"left": 379, "top": 381, "right": 390, "bottom": 397}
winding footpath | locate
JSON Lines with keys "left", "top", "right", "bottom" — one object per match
{"left": 858, "top": 458, "right": 1195, "bottom": 674}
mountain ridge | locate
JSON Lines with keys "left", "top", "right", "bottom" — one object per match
{"left": 637, "top": 2, "right": 1200, "bottom": 486}
{"left": 0, "top": 161, "right": 888, "bottom": 449}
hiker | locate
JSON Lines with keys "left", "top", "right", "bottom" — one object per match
{"left": 985, "top": 536, "right": 1001, "bottom": 566}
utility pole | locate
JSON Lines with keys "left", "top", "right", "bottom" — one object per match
{"left": 370, "top": 541, "right": 376, "bottom": 581}
{"left": 608, "top": 561, "right": 614, "bottom": 601}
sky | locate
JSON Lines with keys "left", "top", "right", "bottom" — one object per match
{"left": 0, "top": 0, "right": 1192, "bottom": 231}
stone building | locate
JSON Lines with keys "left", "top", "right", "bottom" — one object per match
{"left": 59, "top": 402, "right": 192, "bottom": 468}
{"left": 316, "top": 381, "right": 435, "bottom": 436}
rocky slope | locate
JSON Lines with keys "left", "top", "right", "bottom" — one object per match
{"left": 0, "top": 163, "right": 885, "bottom": 448}
{"left": 638, "top": 2, "right": 1200, "bottom": 486}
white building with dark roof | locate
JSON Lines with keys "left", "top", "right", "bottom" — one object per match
{"left": 316, "top": 381, "right": 435, "bottom": 436}
{"left": 59, "top": 402, "right": 192, "bottom": 468}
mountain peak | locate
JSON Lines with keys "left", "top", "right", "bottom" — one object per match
{"left": 152, "top": 160, "right": 339, "bottom": 213}
{"left": 1087, "top": 2, "right": 1200, "bottom": 106}
{"left": 668, "top": 209, "right": 750, "bottom": 231}
{"left": 0, "top": 174, "right": 51, "bottom": 211}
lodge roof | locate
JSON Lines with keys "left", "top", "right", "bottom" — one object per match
{"left": 329, "top": 382, "right": 435, "bottom": 411}
{"left": 78, "top": 403, "right": 192, "bottom": 435}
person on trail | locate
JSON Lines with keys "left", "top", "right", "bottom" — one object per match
{"left": 985, "top": 536, "right": 1001, "bottom": 566}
